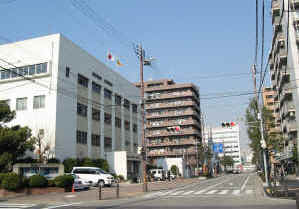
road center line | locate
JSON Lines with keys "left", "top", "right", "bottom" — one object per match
{"left": 241, "top": 175, "right": 250, "bottom": 191}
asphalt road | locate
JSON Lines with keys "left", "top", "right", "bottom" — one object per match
{"left": 0, "top": 173, "right": 295, "bottom": 209}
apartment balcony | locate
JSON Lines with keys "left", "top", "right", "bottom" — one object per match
{"left": 146, "top": 91, "right": 198, "bottom": 101}
{"left": 287, "top": 120, "right": 297, "bottom": 133}
{"left": 146, "top": 109, "right": 199, "bottom": 119}
{"left": 272, "top": 0, "right": 280, "bottom": 13}
{"left": 146, "top": 129, "right": 201, "bottom": 138}
{"left": 147, "top": 118, "right": 201, "bottom": 129}
{"left": 145, "top": 100, "right": 200, "bottom": 111}
{"left": 147, "top": 139, "right": 196, "bottom": 147}
{"left": 147, "top": 149, "right": 197, "bottom": 157}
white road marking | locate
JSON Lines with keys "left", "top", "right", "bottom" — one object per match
{"left": 232, "top": 190, "right": 240, "bottom": 195}
{"left": 171, "top": 190, "right": 185, "bottom": 195}
{"left": 42, "top": 202, "right": 81, "bottom": 209}
{"left": 0, "top": 203, "right": 35, "bottom": 208}
{"left": 182, "top": 191, "right": 194, "bottom": 195}
{"left": 194, "top": 189, "right": 207, "bottom": 194}
{"left": 65, "top": 194, "right": 76, "bottom": 198}
{"left": 245, "top": 190, "right": 253, "bottom": 194}
{"left": 241, "top": 175, "right": 250, "bottom": 191}
{"left": 218, "top": 190, "right": 229, "bottom": 195}
{"left": 206, "top": 190, "right": 218, "bottom": 194}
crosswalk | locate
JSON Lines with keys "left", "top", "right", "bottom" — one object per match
{"left": 0, "top": 203, "right": 35, "bottom": 209}
{"left": 157, "top": 189, "right": 255, "bottom": 197}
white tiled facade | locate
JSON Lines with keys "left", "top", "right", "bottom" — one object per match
{"left": 204, "top": 125, "right": 241, "bottom": 165}
{"left": 0, "top": 34, "right": 141, "bottom": 179}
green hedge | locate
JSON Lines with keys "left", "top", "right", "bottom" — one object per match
{"left": 63, "top": 158, "right": 109, "bottom": 173}
{"left": 28, "top": 175, "right": 48, "bottom": 188}
{"left": 54, "top": 175, "right": 74, "bottom": 188}
{"left": 1, "top": 173, "right": 22, "bottom": 191}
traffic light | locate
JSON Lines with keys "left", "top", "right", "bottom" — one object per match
{"left": 221, "top": 122, "right": 236, "bottom": 128}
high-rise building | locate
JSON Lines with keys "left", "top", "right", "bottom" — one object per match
{"left": 135, "top": 79, "right": 202, "bottom": 176}
{"left": 0, "top": 34, "right": 141, "bottom": 179}
{"left": 204, "top": 125, "right": 241, "bottom": 165}
{"left": 269, "top": 0, "right": 298, "bottom": 155}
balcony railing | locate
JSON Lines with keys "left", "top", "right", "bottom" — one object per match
{"left": 147, "top": 149, "right": 197, "bottom": 157}
{"left": 147, "top": 118, "right": 200, "bottom": 129}
{"left": 145, "top": 100, "right": 200, "bottom": 110}
{"left": 272, "top": 0, "right": 280, "bottom": 12}
{"left": 147, "top": 139, "right": 196, "bottom": 147}
{"left": 146, "top": 109, "right": 199, "bottom": 119}
{"left": 146, "top": 129, "right": 201, "bottom": 138}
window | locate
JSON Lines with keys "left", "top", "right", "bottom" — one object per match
{"left": 104, "top": 137, "right": 112, "bottom": 152}
{"left": 33, "top": 95, "right": 45, "bottom": 109}
{"left": 92, "top": 108, "right": 100, "bottom": 121}
{"left": 125, "top": 120, "right": 130, "bottom": 131}
{"left": 19, "top": 67, "right": 28, "bottom": 76}
{"left": 133, "top": 124, "right": 138, "bottom": 133}
{"left": 104, "top": 79, "right": 113, "bottom": 87}
{"left": 104, "top": 113, "right": 111, "bottom": 125}
{"left": 92, "top": 82, "right": 101, "bottom": 94}
{"left": 1, "top": 70, "right": 10, "bottom": 79}
{"left": 92, "top": 134, "right": 100, "bottom": 146}
{"left": 104, "top": 88, "right": 112, "bottom": 99}
{"left": 16, "top": 97, "right": 27, "bottom": 111}
{"left": 132, "top": 104, "right": 137, "bottom": 113}
{"left": 11, "top": 68, "right": 18, "bottom": 78}
{"left": 76, "top": 130, "right": 87, "bottom": 144}
{"left": 115, "top": 95, "right": 122, "bottom": 105}
{"left": 124, "top": 99, "right": 130, "bottom": 109}
{"left": 77, "top": 103, "right": 87, "bottom": 117}
{"left": 29, "top": 65, "right": 35, "bottom": 75}
{"left": 92, "top": 72, "right": 102, "bottom": 80}
{"left": 66, "top": 66, "right": 70, "bottom": 77}
{"left": 115, "top": 117, "right": 121, "bottom": 128}
{"left": 36, "top": 64, "right": 42, "bottom": 74}
{"left": 41, "top": 63, "right": 47, "bottom": 73}
{"left": 78, "top": 74, "right": 89, "bottom": 88}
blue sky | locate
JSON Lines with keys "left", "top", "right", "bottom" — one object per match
{"left": 0, "top": 0, "right": 273, "bottom": 149}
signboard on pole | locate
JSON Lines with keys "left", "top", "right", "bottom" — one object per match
{"left": 213, "top": 143, "right": 223, "bottom": 153}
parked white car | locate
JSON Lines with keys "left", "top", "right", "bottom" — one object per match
{"left": 71, "top": 174, "right": 90, "bottom": 190}
{"left": 71, "top": 167, "right": 114, "bottom": 187}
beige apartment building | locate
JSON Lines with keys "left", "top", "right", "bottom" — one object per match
{"left": 135, "top": 79, "right": 202, "bottom": 176}
{"left": 262, "top": 87, "right": 281, "bottom": 135}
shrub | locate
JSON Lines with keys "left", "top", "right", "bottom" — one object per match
{"left": 1, "top": 173, "right": 22, "bottom": 191}
{"left": 47, "top": 158, "right": 60, "bottom": 164}
{"left": 118, "top": 175, "right": 124, "bottom": 181}
{"left": 21, "top": 177, "right": 30, "bottom": 188}
{"left": 54, "top": 175, "right": 74, "bottom": 188}
{"left": 47, "top": 179, "right": 56, "bottom": 187}
{"left": 0, "top": 173, "right": 8, "bottom": 187}
{"left": 28, "top": 175, "right": 48, "bottom": 188}
{"left": 15, "top": 157, "right": 38, "bottom": 164}
{"left": 63, "top": 158, "right": 77, "bottom": 173}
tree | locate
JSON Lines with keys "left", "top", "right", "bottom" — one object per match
{"left": 0, "top": 101, "right": 35, "bottom": 172}
{"left": 245, "top": 98, "right": 283, "bottom": 166}
{"left": 32, "top": 129, "right": 50, "bottom": 163}
{"left": 220, "top": 155, "right": 234, "bottom": 169}
{"left": 170, "top": 165, "right": 179, "bottom": 175}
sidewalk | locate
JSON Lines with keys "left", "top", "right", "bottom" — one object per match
{"left": 3, "top": 177, "right": 202, "bottom": 205}
{"left": 270, "top": 174, "right": 299, "bottom": 198}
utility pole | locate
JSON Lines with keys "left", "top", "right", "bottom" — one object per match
{"left": 138, "top": 44, "right": 148, "bottom": 192}
{"left": 251, "top": 64, "right": 269, "bottom": 186}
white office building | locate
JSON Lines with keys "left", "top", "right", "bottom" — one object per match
{"left": 204, "top": 125, "right": 241, "bottom": 165}
{"left": 0, "top": 34, "right": 141, "bottom": 179}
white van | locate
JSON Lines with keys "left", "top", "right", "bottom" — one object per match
{"left": 71, "top": 167, "right": 114, "bottom": 187}
{"left": 150, "top": 169, "right": 166, "bottom": 181}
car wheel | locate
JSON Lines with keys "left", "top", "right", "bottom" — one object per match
{"left": 98, "top": 180, "right": 105, "bottom": 188}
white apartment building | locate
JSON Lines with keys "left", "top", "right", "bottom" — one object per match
{"left": 269, "top": 0, "right": 299, "bottom": 158}
{"left": 204, "top": 125, "right": 241, "bottom": 165}
{"left": 0, "top": 34, "right": 141, "bottom": 179}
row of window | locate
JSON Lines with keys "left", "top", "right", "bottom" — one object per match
{"left": 0, "top": 63, "right": 48, "bottom": 80}
{"left": 77, "top": 74, "right": 138, "bottom": 111}
{"left": 4, "top": 95, "right": 45, "bottom": 111}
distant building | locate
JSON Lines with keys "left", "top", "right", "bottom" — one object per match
{"left": 0, "top": 34, "right": 142, "bottom": 180}
{"left": 204, "top": 125, "right": 241, "bottom": 165}
{"left": 135, "top": 79, "right": 202, "bottom": 177}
